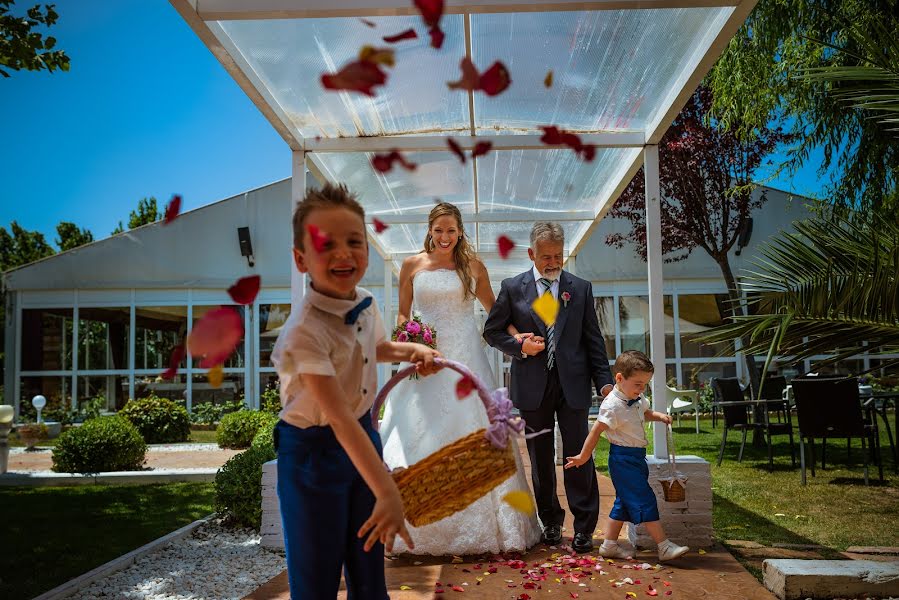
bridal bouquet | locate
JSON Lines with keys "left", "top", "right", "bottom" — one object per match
{"left": 392, "top": 313, "right": 437, "bottom": 378}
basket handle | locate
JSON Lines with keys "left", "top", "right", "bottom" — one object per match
{"left": 371, "top": 357, "right": 497, "bottom": 432}
{"left": 666, "top": 424, "right": 678, "bottom": 475}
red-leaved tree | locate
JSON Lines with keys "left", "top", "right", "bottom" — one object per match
{"left": 606, "top": 85, "right": 794, "bottom": 389}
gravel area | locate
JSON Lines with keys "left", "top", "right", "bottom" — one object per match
{"left": 69, "top": 520, "right": 285, "bottom": 600}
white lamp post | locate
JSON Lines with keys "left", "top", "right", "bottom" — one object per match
{"left": 32, "top": 395, "right": 47, "bottom": 424}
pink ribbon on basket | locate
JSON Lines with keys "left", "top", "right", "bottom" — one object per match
{"left": 485, "top": 387, "right": 551, "bottom": 449}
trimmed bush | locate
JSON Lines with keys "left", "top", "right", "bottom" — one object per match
{"left": 214, "top": 444, "right": 275, "bottom": 529}
{"left": 119, "top": 395, "right": 191, "bottom": 444}
{"left": 52, "top": 416, "right": 147, "bottom": 474}
{"left": 217, "top": 410, "right": 277, "bottom": 450}
{"left": 250, "top": 417, "right": 277, "bottom": 456}
{"left": 261, "top": 385, "right": 281, "bottom": 415}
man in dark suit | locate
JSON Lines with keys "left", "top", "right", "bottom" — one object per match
{"left": 484, "top": 222, "right": 614, "bottom": 553}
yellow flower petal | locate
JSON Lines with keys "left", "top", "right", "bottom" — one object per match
{"left": 208, "top": 365, "right": 224, "bottom": 388}
{"left": 532, "top": 293, "right": 559, "bottom": 327}
{"left": 399, "top": 585, "right": 412, "bottom": 590}
{"left": 502, "top": 490, "right": 536, "bottom": 515}
{"left": 358, "top": 45, "right": 395, "bottom": 67}
{"left": 451, "top": 555, "right": 464, "bottom": 564}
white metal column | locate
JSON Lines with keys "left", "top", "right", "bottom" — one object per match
{"left": 644, "top": 144, "right": 668, "bottom": 459}
{"left": 291, "top": 151, "right": 307, "bottom": 309}
{"left": 381, "top": 265, "right": 394, "bottom": 386}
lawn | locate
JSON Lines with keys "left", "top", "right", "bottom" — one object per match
{"left": 594, "top": 414, "right": 899, "bottom": 554}
{"left": 0, "top": 483, "right": 214, "bottom": 599}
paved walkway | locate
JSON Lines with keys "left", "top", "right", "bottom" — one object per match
{"left": 6, "top": 444, "right": 239, "bottom": 472}
{"left": 244, "top": 440, "right": 776, "bottom": 600}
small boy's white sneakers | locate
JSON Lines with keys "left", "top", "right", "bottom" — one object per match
{"left": 657, "top": 540, "right": 689, "bottom": 562}
{"left": 598, "top": 541, "right": 633, "bottom": 560}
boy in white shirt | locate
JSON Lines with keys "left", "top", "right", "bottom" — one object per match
{"left": 565, "top": 350, "right": 689, "bottom": 562}
{"left": 271, "top": 183, "right": 441, "bottom": 599}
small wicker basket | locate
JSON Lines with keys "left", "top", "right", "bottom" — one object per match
{"left": 658, "top": 425, "right": 687, "bottom": 503}
{"left": 371, "top": 358, "right": 519, "bottom": 527}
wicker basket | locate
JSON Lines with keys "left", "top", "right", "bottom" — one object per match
{"left": 371, "top": 358, "right": 518, "bottom": 527}
{"left": 658, "top": 425, "right": 687, "bottom": 503}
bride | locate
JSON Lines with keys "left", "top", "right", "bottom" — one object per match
{"left": 378, "top": 202, "right": 541, "bottom": 556}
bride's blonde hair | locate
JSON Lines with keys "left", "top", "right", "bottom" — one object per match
{"left": 424, "top": 202, "right": 477, "bottom": 300}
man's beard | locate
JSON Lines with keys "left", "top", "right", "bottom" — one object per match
{"left": 541, "top": 267, "right": 560, "bottom": 281}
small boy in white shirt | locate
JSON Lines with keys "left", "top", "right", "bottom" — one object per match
{"left": 565, "top": 350, "right": 689, "bottom": 562}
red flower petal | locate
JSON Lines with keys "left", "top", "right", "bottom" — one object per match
{"left": 187, "top": 307, "right": 243, "bottom": 369}
{"left": 360, "top": 18, "right": 376, "bottom": 28}
{"left": 472, "top": 141, "right": 493, "bottom": 158}
{"left": 451, "top": 585, "right": 465, "bottom": 592}
{"left": 372, "top": 218, "right": 389, "bottom": 233}
{"left": 227, "top": 275, "right": 261, "bottom": 305}
{"left": 164, "top": 194, "right": 182, "bottom": 225}
{"left": 447, "top": 57, "right": 480, "bottom": 92}
{"left": 455, "top": 375, "right": 476, "bottom": 399}
{"left": 383, "top": 28, "right": 418, "bottom": 43}
{"left": 478, "top": 61, "right": 511, "bottom": 96}
{"left": 539, "top": 126, "right": 595, "bottom": 162}
{"left": 307, "top": 224, "right": 330, "bottom": 253}
{"left": 414, "top": 0, "right": 443, "bottom": 28}
{"left": 371, "top": 150, "right": 417, "bottom": 173}
{"left": 429, "top": 26, "right": 445, "bottom": 49}
{"left": 544, "top": 70, "right": 554, "bottom": 88}
{"left": 647, "top": 585, "right": 658, "bottom": 597}
{"left": 162, "top": 344, "right": 185, "bottom": 380}
{"left": 497, "top": 235, "right": 515, "bottom": 259}
{"left": 447, "top": 138, "right": 466, "bottom": 164}
{"left": 321, "top": 60, "right": 387, "bottom": 96}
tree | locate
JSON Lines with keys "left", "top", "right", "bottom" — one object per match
{"left": 709, "top": 0, "right": 899, "bottom": 212}
{"left": 606, "top": 85, "right": 793, "bottom": 389}
{"left": 0, "top": 221, "right": 55, "bottom": 271}
{"left": 55, "top": 221, "right": 93, "bottom": 251}
{"left": 0, "top": 0, "right": 70, "bottom": 78}
{"left": 111, "top": 197, "right": 161, "bottom": 234}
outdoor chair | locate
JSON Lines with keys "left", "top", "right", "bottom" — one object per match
{"left": 751, "top": 375, "right": 796, "bottom": 468}
{"left": 666, "top": 384, "right": 700, "bottom": 433}
{"left": 712, "top": 377, "right": 764, "bottom": 466}
{"left": 791, "top": 377, "right": 883, "bottom": 485}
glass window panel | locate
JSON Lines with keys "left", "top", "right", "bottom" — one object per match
{"left": 192, "top": 306, "right": 246, "bottom": 369}
{"left": 810, "top": 359, "right": 865, "bottom": 378}
{"left": 618, "top": 296, "right": 673, "bottom": 356}
{"left": 472, "top": 9, "right": 733, "bottom": 132}
{"left": 77, "top": 375, "right": 129, "bottom": 412}
{"left": 682, "top": 362, "right": 738, "bottom": 388}
{"left": 77, "top": 307, "right": 130, "bottom": 371}
{"left": 21, "top": 308, "right": 73, "bottom": 371}
{"left": 595, "top": 297, "right": 616, "bottom": 358}
{"left": 476, "top": 221, "right": 583, "bottom": 255}
{"left": 678, "top": 294, "right": 733, "bottom": 358}
{"left": 260, "top": 303, "right": 291, "bottom": 368}
{"left": 19, "top": 376, "right": 71, "bottom": 421}
{"left": 666, "top": 363, "right": 678, "bottom": 386}
{"left": 192, "top": 373, "right": 244, "bottom": 408}
{"left": 869, "top": 358, "right": 899, "bottom": 381}
{"left": 135, "top": 373, "right": 186, "bottom": 403}
{"left": 476, "top": 148, "right": 639, "bottom": 215}
{"left": 215, "top": 16, "right": 468, "bottom": 138}
{"left": 135, "top": 306, "right": 188, "bottom": 371}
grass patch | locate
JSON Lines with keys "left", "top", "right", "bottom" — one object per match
{"left": 594, "top": 414, "right": 899, "bottom": 551}
{"left": 0, "top": 483, "right": 214, "bottom": 599}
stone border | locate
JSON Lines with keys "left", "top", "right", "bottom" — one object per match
{"left": 0, "top": 468, "right": 218, "bottom": 487}
{"left": 32, "top": 513, "right": 216, "bottom": 600}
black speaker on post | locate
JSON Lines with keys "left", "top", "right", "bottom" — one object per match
{"left": 735, "top": 218, "right": 753, "bottom": 256}
{"left": 237, "top": 227, "right": 255, "bottom": 267}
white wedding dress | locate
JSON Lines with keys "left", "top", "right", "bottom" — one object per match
{"left": 378, "top": 269, "right": 541, "bottom": 556}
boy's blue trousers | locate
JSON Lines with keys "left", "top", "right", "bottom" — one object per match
{"left": 275, "top": 416, "right": 389, "bottom": 599}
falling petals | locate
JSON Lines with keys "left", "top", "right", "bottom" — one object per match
{"left": 371, "top": 150, "right": 418, "bottom": 173}
{"left": 227, "top": 275, "right": 261, "bottom": 305}
{"left": 539, "top": 126, "right": 596, "bottom": 162}
{"left": 321, "top": 60, "right": 387, "bottom": 96}
{"left": 383, "top": 28, "right": 418, "bottom": 43}
{"left": 307, "top": 224, "right": 330, "bottom": 253}
{"left": 360, "top": 18, "right": 376, "bottom": 28}
{"left": 448, "top": 58, "right": 511, "bottom": 96}
{"left": 428, "top": 26, "right": 445, "bottom": 49}
{"left": 164, "top": 194, "right": 182, "bottom": 225}
{"left": 208, "top": 364, "right": 224, "bottom": 388}
{"left": 497, "top": 235, "right": 515, "bottom": 259}
{"left": 532, "top": 293, "right": 559, "bottom": 327}
{"left": 447, "top": 138, "right": 466, "bottom": 164}
{"left": 372, "top": 218, "right": 389, "bottom": 233}
{"left": 162, "top": 344, "right": 185, "bottom": 380}
{"left": 544, "top": 70, "right": 554, "bottom": 88}
{"left": 187, "top": 307, "right": 243, "bottom": 369}
{"left": 503, "top": 490, "right": 536, "bottom": 515}
{"left": 472, "top": 141, "right": 492, "bottom": 158}
{"left": 455, "top": 375, "right": 475, "bottom": 399}
{"left": 358, "top": 45, "right": 395, "bottom": 67}
{"left": 414, "top": 0, "right": 445, "bottom": 48}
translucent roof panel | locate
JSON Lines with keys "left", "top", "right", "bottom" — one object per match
{"left": 476, "top": 147, "right": 641, "bottom": 214}
{"left": 214, "top": 16, "right": 469, "bottom": 138}
{"left": 472, "top": 8, "right": 733, "bottom": 133}
{"left": 311, "top": 151, "right": 474, "bottom": 220}
{"left": 476, "top": 220, "right": 587, "bottom": 256}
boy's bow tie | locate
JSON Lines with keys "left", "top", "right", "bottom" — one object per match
{"left": 627, "top": 396, "right": 641, "bottom": 407}
{"left": 345, "top": 296, "right": 373, "bottom": 325}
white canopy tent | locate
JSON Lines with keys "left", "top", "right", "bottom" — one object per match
{"left": 170, "top": 0, "right": 757, "bottom": 457}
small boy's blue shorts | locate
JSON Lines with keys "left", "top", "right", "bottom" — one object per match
{"left": 607, "top": 444, "right": 660, "bottom": 525}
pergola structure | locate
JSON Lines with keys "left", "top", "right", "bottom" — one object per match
{"left": 170, "top": 0, "right": 757, "bottom": 457}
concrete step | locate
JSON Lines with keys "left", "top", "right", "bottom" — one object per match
{"left": 763, "top": 559, "right": 899, "bottom": 600}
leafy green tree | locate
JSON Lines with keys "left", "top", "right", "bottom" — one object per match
{"left": 0, "top": 0, "right": 70, "bottom": 78}
{"left": 55, "top": 221, "right": 93, "bottom": 251}
{"left": 709, "top": 0, "right": 899, "bottom": 212}
{"left": 111, "top": 197, "right": 161, "bottom": 235}
{"left": 0, "top": 221, "right": 55, "bottom": 271}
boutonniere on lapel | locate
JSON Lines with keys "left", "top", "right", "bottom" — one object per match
{"left": 561, "top": 291, "right": 571, "bottom": 307}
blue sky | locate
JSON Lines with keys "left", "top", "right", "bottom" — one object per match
{"left": 1, "top": 1, "right": 830, "bottom": 247}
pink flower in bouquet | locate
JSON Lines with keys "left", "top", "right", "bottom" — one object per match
{"left": 396, "top": 331, "right": 409, "bottom": 342}
{"left": 422, "top": 328, "right": 433, "bottom": 345}
{"left": 405, "top": 320, "right": 421, "bottom": 335}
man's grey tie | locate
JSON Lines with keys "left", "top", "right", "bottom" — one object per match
{"left": 538, "top": 277, "right": 556, "bottom": 370}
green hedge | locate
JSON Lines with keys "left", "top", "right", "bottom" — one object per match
{"left": 217, "top": 410, "right": 277, "bottom": 450}
{"left": 51, "top": 416, "right": 147, "bottom": 474}
{"left": 119, "top": 395, "right": 190, "bottom": 444}
{"left": 214, "top": 444, "right": 276, "bottom": 529}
